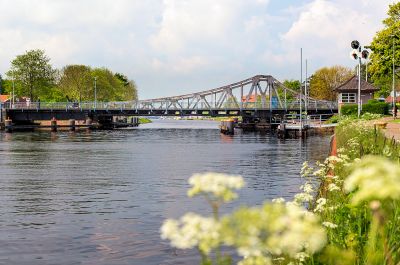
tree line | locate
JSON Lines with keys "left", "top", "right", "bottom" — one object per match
{"left": 0, "top": 49, "right": 137, "bottom": 102}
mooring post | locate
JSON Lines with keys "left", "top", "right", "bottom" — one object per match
{"left": 51, "top": 117, "right": 57, "bottom": 132}
{"left": 5, "top": 118, "right": 12, "bottom": 133}
{"left": 69, "top": 119, "right": 76, "bottom": 131}
{"left": 85, "top": 117, "right": 93, "bottom": 131}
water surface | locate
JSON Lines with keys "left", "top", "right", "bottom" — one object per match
{"left": 0, "top": 119, "right": 331, "bottom": 265}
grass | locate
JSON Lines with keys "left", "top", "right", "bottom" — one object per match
{"left": 139, "top": 117, "right": 152, "bottom": 124}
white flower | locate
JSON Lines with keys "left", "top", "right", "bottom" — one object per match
{"left": 313, "top": 198, "right": 327, "bottom": 213}
{"left": 344, "top": 156, "right": 400, "bottom": 205}
{"left": 322, "top": 222, "right": 338, "bottom": 229}
{"left": 238, "top": 256, "right": 272, "bottom": 265}
{"left": 272, "top": 197, "right": 285, "bottom": 204}
{"left": 294, "top": 252, "right": 309, "bottom": 262}
{"left": 160, "top": 213, "right": 220, "bottom": 254}
{"left": 294, "top": 192, "right": 314, "bottom": 204}
{"left": 223, "top": 202, "right": 326, "bottom": 260}
{"left": 301, "top": 183, "right": 314, "bottom": 194}
{"left": 187, "top": 172, "right": 244, "bottom": 202}
{"left": 327, "top": 183, "right": 340, "bottom": 192}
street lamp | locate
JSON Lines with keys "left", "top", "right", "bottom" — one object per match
{"left": 94, "top": 76, "right": 97, "bottom": 110}
{"left": 350, "top": 40, "right": 370, "bottom": 118}
{"left": 12, "top": 77, "right": 15, "bottom": 108}
{"left": 392, "top": 34, "right": 396, "bottom": 118}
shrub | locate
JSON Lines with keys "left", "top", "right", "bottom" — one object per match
{"left": 340, "top": 102, "right": 389, "bottom": 116}
{"left": 340, "top": 104, "right": 358, "bottom": 115}
{"left": 362, "top": 102, "right": 389, "bottom": 115}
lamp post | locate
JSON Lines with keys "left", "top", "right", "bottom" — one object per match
{"left": 94, "top": 76, "right": 97, "bottom": 110}
{"left": 350, "top": 40, "right": 369, "bottom": 118}
{"left": 12, "top": 78, "right": 15, "bottom": 108}
{"left": 393, "top": 35, "right": 396, "bottom": 118}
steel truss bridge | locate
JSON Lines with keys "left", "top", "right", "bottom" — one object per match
{"left": 1, "top": 75, "right": 337, "bottom": 122}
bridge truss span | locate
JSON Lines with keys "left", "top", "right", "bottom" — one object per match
{"left": 2, "top": 75, "right": 338, "bottom": 120}
{"left": 135, "top": 75, "right": 337, "bottom": 114}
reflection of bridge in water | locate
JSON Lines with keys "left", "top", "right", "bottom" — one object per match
{"left": 1, "top": 75, "right": 338, "bottom": 131}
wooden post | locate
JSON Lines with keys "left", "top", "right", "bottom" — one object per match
{"left": 85, "top": 117, "right": 93, "bottom": 131}
{"left": 51, "top": 118, "right": 57, "bottom": 132}
{"left": 69, "top": 119, "right": 76, "bottom": 131}
{"left": 5, "top": 118, "right": 12, "bottom": 133}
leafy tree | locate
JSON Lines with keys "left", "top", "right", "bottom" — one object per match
{"left": 309, "top": 66, "right": 353, "bottom": 101}
{"left": 90, "top": 68, "right": 138, "bottom": 101}
{"left": 114, "top": 72, "right": 138, "bottom": 100}
{"left": 6, "top": 49, "right": 56, "bottom": 100}
{"left": 368, "top": 2, "right": 400, "bottom": 96}
{"left": 283, "top": 79, "right": 300, "bottom": 91}
{"left": 58, "top": 65, "right": 92, "bottom": 102}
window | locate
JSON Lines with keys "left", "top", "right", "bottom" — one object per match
{"left": 341, "top": 93, "right": 356, "bottom": 103}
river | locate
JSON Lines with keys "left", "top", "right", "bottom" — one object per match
{"left": 0, "top": 119, "right": 331, "bottom": 265}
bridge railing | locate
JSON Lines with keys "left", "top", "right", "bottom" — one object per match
{"left": 3, "top": 99, "right": 338, "bottom": 111}
{"left": 283, "top": 113, "right": 334, "bottom": 125}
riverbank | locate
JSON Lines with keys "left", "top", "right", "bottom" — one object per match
{"left": 309, "top": 115, "right": 400, "bottom": 264}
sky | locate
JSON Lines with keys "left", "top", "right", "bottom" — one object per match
{"left": 0, "top": 0, "right": 396, "bottom": 99}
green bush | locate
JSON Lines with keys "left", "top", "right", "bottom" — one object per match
{"left": 341, "top": 102, "right": 389, "bottom": 115}
{"left": 362, "top": 101, "right": 389, "bottom": 114}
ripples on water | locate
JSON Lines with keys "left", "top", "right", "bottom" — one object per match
{"left": 0, "top": 120, "right": 331, "bottom": 265}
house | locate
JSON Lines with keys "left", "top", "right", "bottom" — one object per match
{"left": 385, "top": 91, "right": 400, "bottom": 104}
{"left": 335, "top": 76, "right": 379, "bottom": 106}
{"left": 0, "top": 95, "right": 11, "bottom": 104}
{"left": 241, "top": 94, "right": 256, "bottom": 102}
{"left": 0, "top": 94, "right": 9, "bottom": 103}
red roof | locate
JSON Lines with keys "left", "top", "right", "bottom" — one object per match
{"left": 385, "top": 96, "right": 400, "bottom": 103}
{"left": 0, "top": 95, "right": 9, "bottom": 103}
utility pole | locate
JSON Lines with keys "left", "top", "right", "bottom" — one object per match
{"left": 305, "top": 59, "right": 308, "bottom": 115}
{"left": 300, "top": 48, "right": 303, "bottom": 135}
{"left": 393, "top": 36, "right": 396, "bottom": 119}
{"left": 94, "top": 76, "right": 97, "bottom": 110}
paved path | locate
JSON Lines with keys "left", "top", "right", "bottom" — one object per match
{"left": 379, "top": 117, "right": 400, "bottom": 141}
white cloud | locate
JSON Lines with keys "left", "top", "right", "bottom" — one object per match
{"left": 278, "top": 0, "right": 394, "bottom": 68}
{"left": 0, "top": 0, "right": 394, "bottom": 98}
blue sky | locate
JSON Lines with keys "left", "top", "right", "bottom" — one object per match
{"left": 0, "top": 0, "right": 395, "bottom": 99}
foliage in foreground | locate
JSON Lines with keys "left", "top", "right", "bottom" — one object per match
{"left": 161, "top": 117, "right": 400, "bottom": 264}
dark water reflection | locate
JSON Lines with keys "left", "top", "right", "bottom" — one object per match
{"left": 0, "top": 120, "right": 331, "bottom": 265}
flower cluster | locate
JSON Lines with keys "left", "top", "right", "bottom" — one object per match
{"left": 344, "top": 155, "right": 400, "bottom": 205}
{"left": 222, "top": 202, "right": 326, "bottom": 262}
{"left": 161, "top": 212, "right": 220, "bottom": 254}
{"left": 187, "top": 172, "right": 244, "bottom": 202}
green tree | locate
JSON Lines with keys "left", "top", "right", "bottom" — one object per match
{"left": 90, "top": 68, "right": 138, "bottom": 101}
{"left": 6, "top": 49, "right": 56, "bottom": 100}
{"left": 114, "top": 72, "right": 138, "bottom": 100}
{"left": 283, "top": 79, "right": 300, "bottom": 91}
{"left": 368, "top": 2, "right": 400, "bottom": 96}
{"left": 58, "top": 65, "right": 92, "bottom": 102}
{"left": 309, "top": 66, "right": 353, "bottom": 101}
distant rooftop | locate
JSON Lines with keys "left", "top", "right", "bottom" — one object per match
{"left": 334, "top": 76, "right": 378, "bottom": 92}
{"left": 0, "top": 94, "right": 9, "bottom": 103}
